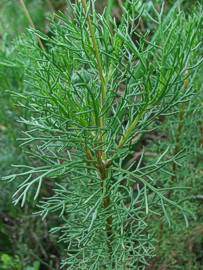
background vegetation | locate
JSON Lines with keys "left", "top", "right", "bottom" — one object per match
{"left": 0, "top": 0, "right": 202, "bottom": 269}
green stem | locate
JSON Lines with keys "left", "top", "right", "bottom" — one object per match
{"left": 80, "top": 0, "right": 113, "bottom": 261}
{"left": 81, "top": 0, "right": 107, "bottom": 160}
{"left": 118, "top": 107, "right": 147, "bottom": 148}
{"left": 81, "top": 0, "right": 107, "bottom": 103}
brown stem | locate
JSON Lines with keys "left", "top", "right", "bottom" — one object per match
{"left": 171, "top": 74, "right": 189, "bottom": 181}
{"left": 168, "top": 73, "right": 190, "bottom": 201}
{"left": 117, "top": 0, "right": 123, "bottom": 10}
{"left": 98, "top": 161, "right": 114, "bottom": 263}
{"left": 46, "top": 0, "right": 55, "bottom": 12}
{"left": 171, "top": 74, "right": 189, "bottom": 184}
{"left": 171, "top": 105, "right": 185, "bottom": 182}
{"left": 19, "top": 0, "right": 45, "bottom": 50}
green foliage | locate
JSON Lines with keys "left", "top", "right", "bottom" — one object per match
{"left": 0, "top": 2, "right": 64, "bottom": 269}
{"left": 2, "top": 0, "right": 202, "bottom": 269}
{"left": 0, "top": 254, "right": 21, "bottom": 270}
{"left": 0, "top": 0, "right": 202, "bottom": 269}
{"left": 0, "top": 254, "right": 40, "bottom": 270}
{"left": 0, "top": 0, "right": 45, "bottom": 40}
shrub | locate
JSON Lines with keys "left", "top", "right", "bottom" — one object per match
{"left": 3, "top": 1, "right": 202, "bottom": 269}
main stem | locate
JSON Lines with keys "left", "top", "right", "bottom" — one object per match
{"left": 81, "top": 0, "right": 107, "bottom": 159}
{"left": 80, "top": 0, "right": 113, "bottom": 261}
{"left": 98, "top": 162, "right": 114, "bottom": 262}
{"left": 81, "top": 0, "right": 106, "bottom": 103}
